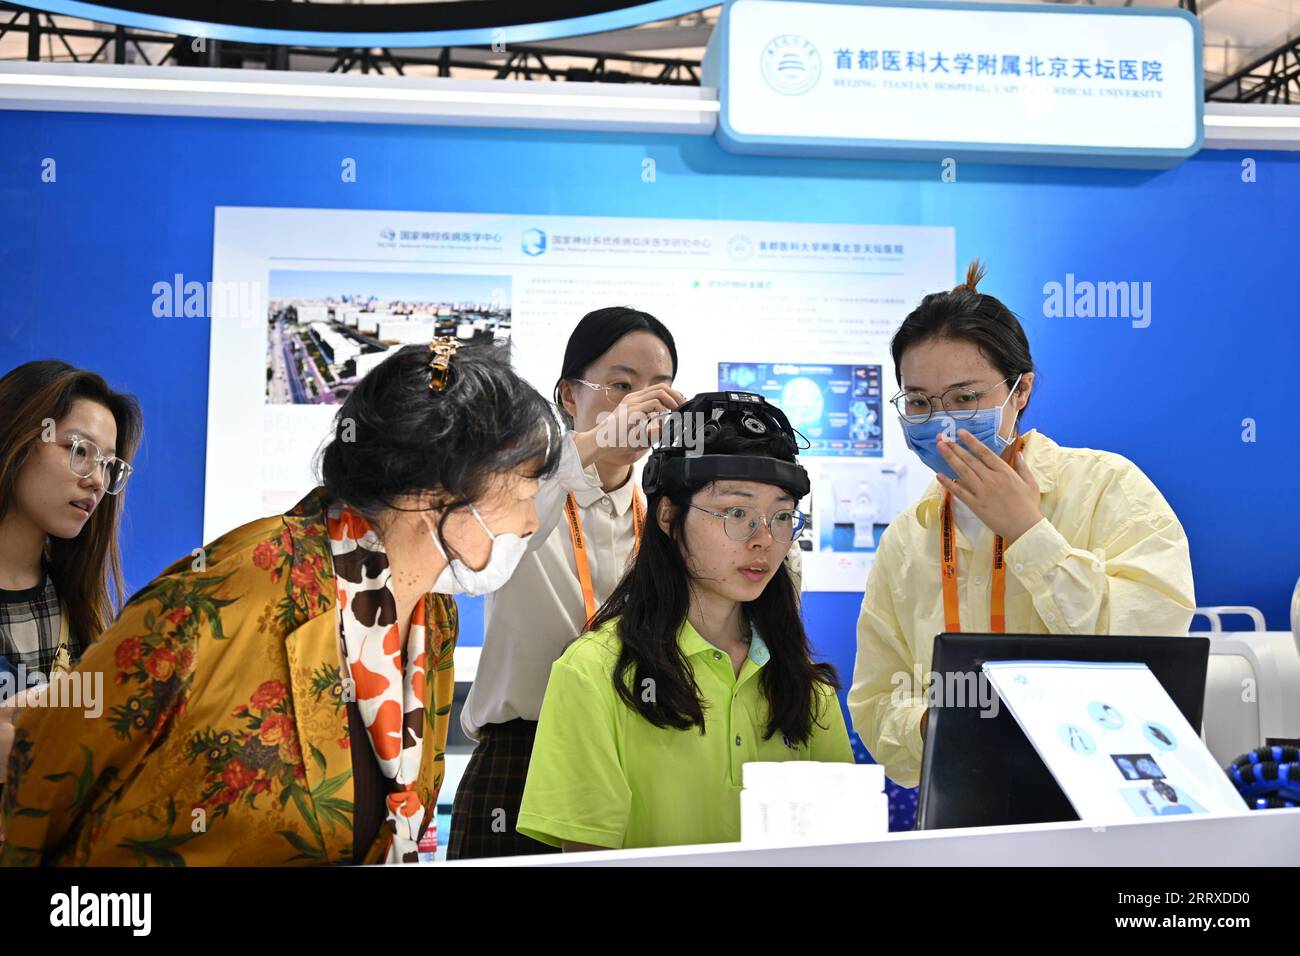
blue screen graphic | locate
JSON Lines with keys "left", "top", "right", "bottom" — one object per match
{"left": 718, "top": 362, "right": 883, "bottom": 456}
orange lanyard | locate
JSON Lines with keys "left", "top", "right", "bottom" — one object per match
{"left": 939, "top": 435, "right": 1024, "bottom": 634}
{"left": 563, "top": 490, "right": 645, "bottom": 626}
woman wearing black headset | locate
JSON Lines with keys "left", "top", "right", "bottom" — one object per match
{"left": 517, "top": 393, "right": 852, "bottom": 851}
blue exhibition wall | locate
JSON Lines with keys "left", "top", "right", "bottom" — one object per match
{"left": 1, "top": 110, "right": 1297, "bottom": 707}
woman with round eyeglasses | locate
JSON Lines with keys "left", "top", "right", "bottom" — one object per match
{"left": 518, "top": 392, "right": 851, "bottom": 851}
{"left": 688, "top": 501, "right": 809, "bottom": 546}
{"left": 0, "top": 360, "right": 142, "bottom": 681}
{"left": 0, "top": 361, "right": 141, "bottom": 835}
{"left": 848, "top": 261, "right": 1195, "bottom": 790}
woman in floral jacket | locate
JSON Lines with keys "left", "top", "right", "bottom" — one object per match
{"left": 0, "top": 341, "right": 559, "bottom": 865}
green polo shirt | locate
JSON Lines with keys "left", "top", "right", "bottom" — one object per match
{"left": 517, "top": 616, "right": 854, "bottom": 850}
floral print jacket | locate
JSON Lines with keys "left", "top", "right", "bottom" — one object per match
{"left": 0, "top": 488, "right": 457, "bottom": 866}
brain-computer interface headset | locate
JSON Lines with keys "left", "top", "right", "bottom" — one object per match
{"left": 641, "top": 391, "right": 811, "bottom": 500}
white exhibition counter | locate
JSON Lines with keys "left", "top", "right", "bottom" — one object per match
{"left": 440, "top": 807, "right": 1300, "bottom": 867}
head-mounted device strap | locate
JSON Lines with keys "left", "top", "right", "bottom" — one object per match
{"left": 648, "top": 454, "right": 809, "bottom": 500}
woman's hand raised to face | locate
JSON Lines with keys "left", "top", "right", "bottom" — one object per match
{"left": 577, "top": 383, "right": 686, "bottom": 468}
{"left": 934, "top": 429, "right": 1043, "bottom": 544}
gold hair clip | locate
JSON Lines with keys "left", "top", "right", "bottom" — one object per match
{"left": 427, "top": 337, "right": 462, "bottom": 392}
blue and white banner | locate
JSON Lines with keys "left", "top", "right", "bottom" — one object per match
{"left": 208, "top": 207, "right": 953, "bottom": 591}
{"left": 705, "top": 0, "right": 1203, "bottom": 167}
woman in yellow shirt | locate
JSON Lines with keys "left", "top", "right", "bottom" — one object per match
{"left": 848, "top": 262, "right": 1196, "bottom": 789}
{"left": 1, "top": 342, "right": 560, "bottom": 865}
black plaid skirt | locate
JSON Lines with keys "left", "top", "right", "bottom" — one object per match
{"left": 447, "top": 719, "right": 561, "bottom": 860}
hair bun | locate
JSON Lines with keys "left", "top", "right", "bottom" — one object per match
{"left": 953, "top": 258, "right": 987, "bottom": 294}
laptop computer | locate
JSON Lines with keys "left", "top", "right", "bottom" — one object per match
{"left": 914, "top": 633, "right": 1210, "bottom": 830}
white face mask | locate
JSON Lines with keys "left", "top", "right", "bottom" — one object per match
{"left": 428, "top": 506, "right": 528, "bottom": 597}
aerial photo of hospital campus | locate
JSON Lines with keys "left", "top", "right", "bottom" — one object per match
{"left": 266, "top": 270, "right": 512, "bottom": 405}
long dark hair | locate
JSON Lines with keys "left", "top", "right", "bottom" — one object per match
{"left": 588, "top": 431, "right": 839, "bottom": 746}
{"left": 0, "top": 360, "right": 143, "bottom": 644}
{"left": 890, "top": 260, "right": 1036, "bottom": 425}
{"left": 552, "top": 306, "right": 678, "bottom": 425}
{"left": 319, "top": 343, "right": 562, "bottom": 557}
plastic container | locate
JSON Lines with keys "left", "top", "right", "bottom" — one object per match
{"left": 740, "top": 760, "right": 888, "bottom": 845}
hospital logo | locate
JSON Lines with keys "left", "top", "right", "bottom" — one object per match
{"left": 761, "top": 35, "right": 821, "bottom": 95}
{"left": 727, "top": 235, "right": 755, "bottom": 261}
{"left": 521, "top": 228, "right": 547, "bottom": 257}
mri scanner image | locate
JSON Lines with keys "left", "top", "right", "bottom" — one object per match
{"left": 1110, "top": 753, "right": 1167, "bottom": 781}
{"left": 810, "top": 459, "right": 908, "bottom": 553}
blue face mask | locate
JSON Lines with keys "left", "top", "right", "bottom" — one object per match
{"left": 900, "top": 377, "right": 1021, "bottom": 479}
